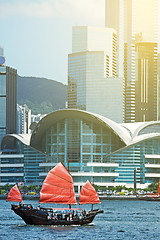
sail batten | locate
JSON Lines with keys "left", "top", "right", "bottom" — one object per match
{"left": 43, "top": 182, "right": 73, "bottom": 190}
{"left": 49, "top": 172, "right": 73, "bottom": 184}
{"left": 7, "top": 185, "right": 22, "bottom": 202}
{"left": 79, "top": 180, "right": 101, "bottom": 205}
{"left": 39, "top": 162, "right": 77, "bottom": 204}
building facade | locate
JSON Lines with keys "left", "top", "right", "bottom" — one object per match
{"left": 17, "top": 104, "right": 31, "bottom": 134}
{"left": 72, "top": 26, "right": 117, "bottom": 78}
{"left": 105, "top": 0, "right": 125, "bottom": 79}
{"left": 0, "top": 65, "right": 17, "bottom": 148}
{"left": 0, "top": 134, "right": 46, "bottom": 185}
{"left": 135, "top": 42, "right": 158, "bottom": 121}
{"left": 1, "top": 109, "right": 160, "bottom": 191}
{"left": 68, "top": 26, "right": 124, "bottom": 123}
{"left": 105, "top": 0, "right": 159, "bottom": 122}
{"left": 31, "top": 114, "right": 46, "bottom": 124}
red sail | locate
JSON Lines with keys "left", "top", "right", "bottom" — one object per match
{"left": 39, "top": 162, "right": 77, "bottom": 204}
{"left": 157, "top": 179, "right": 160, "bottom": 194}
{"left": 7, "top": 185, "right": 22, "bottom": 202}
{"left": 79, "top": 180, "right": 101, "bottom": 205}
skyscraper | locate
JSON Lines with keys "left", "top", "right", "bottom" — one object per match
{"left": 17, "top": 104, "right": 31, "bottom": 134}
{"left": 0, "top": 58, "right": 17, "bottom": 148}
{"left": 68, "top": 26, "right": 124, "bottom": 123}
{"left": 105, "top": 0, "right": 158, "bottom": 122}
{"left": 105, "top": 0, "right": 125, "bottom": 79}
{"left": 135, "top": 42, "right": 158, "bottom": 121}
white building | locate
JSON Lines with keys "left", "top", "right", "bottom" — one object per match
{"left": 72, "top": 26, "right": 117, "bottom": 78}
{"left": 17, "top": 104, "right": 31, "bottom": 134}
{"left": 68, "top": 26, "right": 124, "bottom": 123}
{"left": 105, "top": 0, "right": 124, "bottom": 79}
{"left": 31, "top": 114, "right": 46, "bottom": 123}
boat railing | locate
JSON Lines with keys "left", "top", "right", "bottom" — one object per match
{"left": 39, "top": 207, "right": 82, "bottom": 212}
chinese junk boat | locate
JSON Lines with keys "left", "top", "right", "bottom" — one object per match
{"left": 8, "top": 162, "right": 103, "bottom": 225}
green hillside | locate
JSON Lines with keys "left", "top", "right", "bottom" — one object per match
{"left": 17, "top": 76, "right": 67, "bottom": 114}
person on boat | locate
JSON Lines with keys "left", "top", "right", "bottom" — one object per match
{"left": 65, "top": 214, "right": 68, "bottom": 221}
{"left": 69, "top": 212, "right": 72, "bottom": 220}
{"left": 37, "top": 205, "right": 40, "bottom": 210}
{"left": 62, "top": 211, "right": 65, "bottom": 220}
{"left": 74, "top": 211, "right": 78, "bottom": 219}
{"left": 53, "top": 213, "right": 57, "bottom": 220}
{"left": 83, "top": 209, "right": 86, "bottom": 216}
{"left": 27, "top": 205, "right": 32, "bottom": 209}
{"left": 57, "top": 213, "right": 62, "bottom": 220}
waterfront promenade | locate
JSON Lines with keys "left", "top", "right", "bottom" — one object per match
{"left": 0, "top": 194, "right": 138, "bottom": 201}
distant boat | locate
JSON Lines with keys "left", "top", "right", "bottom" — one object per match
{"left": 8, "top": 162, "right": 103, "bottom": 225}
{"left": 139, "top": 179, "right": 160, "bottom": 201}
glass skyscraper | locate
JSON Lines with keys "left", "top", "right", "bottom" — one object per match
{"left": 105, "top": 0, "right": 158, "bottom": 122}
{"left": 0, "top": 65, "right": 17, "bottom": 148}
{"left": 135, "top": 42, "right": 158, "bottom": 121}
{"left": 68, "top": 26, "right": 124, "bottom": 123}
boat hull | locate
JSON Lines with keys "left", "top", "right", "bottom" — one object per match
{"left": 11, "top": 204, "right": 103, "bottom": 226}
{"left": 139, "top": 196, "right": 160, "bottom": 201}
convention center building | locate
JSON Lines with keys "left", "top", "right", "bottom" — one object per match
{"left": 1, "top": 109, "right": 160, "bottom": 191}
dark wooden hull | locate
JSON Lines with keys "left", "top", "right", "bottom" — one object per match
{"left": 11, "top": 205, "right": 103, "bottom": 226}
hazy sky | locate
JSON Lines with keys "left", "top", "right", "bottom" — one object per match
{"left": 0, "top": 0, "right": 105, "bottom": 84}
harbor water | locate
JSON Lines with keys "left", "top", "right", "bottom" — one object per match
{"left": 1, "top": 199, "right": 160, "bottom": 240}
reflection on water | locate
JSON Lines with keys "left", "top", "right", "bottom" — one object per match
{"left": 1, "top": 199, "right": 160, "bottom": 240}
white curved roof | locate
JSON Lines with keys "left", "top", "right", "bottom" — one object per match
{"left": 120, "top": 122, "right": 146, "bottom": 138}
{"left": 30, "top": 109, "right": 160, "bottom": 147}
{"left": 30, "top": 108, "right": 132, "bottom": 147}
{"left": 121, "top": 121, "right": 160, "bottom": 139}
{"left": 2, "top": 134, "right": 31, "bottom": 146}
{"left": 2, "top": 110, "right": 160, "bottom": 150}
{"left": 78, "top": 110, "right": 160, "bottom": 146}
{"left": 88, "top": 112, "right": 132, "bottom": 145}
{"left": 132, "top": 133, "right": 160, "bottom": 145}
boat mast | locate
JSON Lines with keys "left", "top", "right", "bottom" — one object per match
{"left": 68, "top": 159, "right": 71, "bottom": 209}
{"left": 92, "top": 176, "right": 94, "bottom": 210}
{"left": 68, "top": 159, "right": 70, "bottom": 172}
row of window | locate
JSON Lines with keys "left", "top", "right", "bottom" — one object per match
{"left": 44, "top": 119, "right": 123, "bottom": 163}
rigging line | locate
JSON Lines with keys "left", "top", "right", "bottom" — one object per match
{"left": 49, "top": 172, "right": 73, "bottom": 184}
{"left": 83, "top": 187, "right": 97, "bottom": 193}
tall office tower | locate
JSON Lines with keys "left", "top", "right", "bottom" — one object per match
{"left": 105, "top": 0, "right": 124, "bottom": 79}
{"left": 0, "top": 61, "right": 17, "bottom": 148}
{"left": 105, "top": 0, "right": 158, "bottom": 122}
{"left": 17, "top": 104, "right": 31, "bottom": 134}
{"left": 158, "top": 53, "right": 160, "bottom": 120}
{"left": 135, "top": 42, "right": 158, "bottom": 121}
{"left": 72, "top": 26, "right": 118, "bottom": 78}
{"left": 68, "top": 26, "right": 124, "bottom": 123}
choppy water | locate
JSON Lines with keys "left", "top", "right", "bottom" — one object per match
{"left": 1, "top": 199, "right": 160, "bottom": 240}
